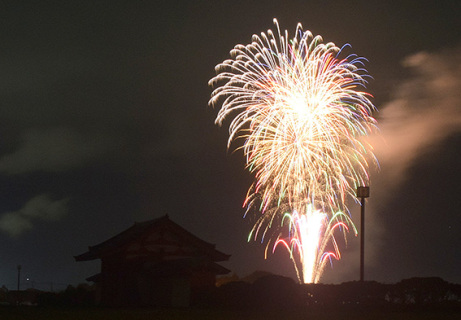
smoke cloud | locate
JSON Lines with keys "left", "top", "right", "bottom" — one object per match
{"left": 322, "top": 46, "right": 461, "bottom": 283}
{"left": 370, "top": 46, "right": 461, "bottom": 189}
{"left": 363, "top": 46, "right": 461, "bottom": 280}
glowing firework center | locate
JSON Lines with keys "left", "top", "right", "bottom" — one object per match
{"left": 209, "top": 19, "right": 377, "bottom": 284}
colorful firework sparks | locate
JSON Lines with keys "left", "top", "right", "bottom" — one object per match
{"left": 209, "top": 19, "right": 377, "bottom": 283}
{"left": 271, "top": 206, "right": 357, "bottom": 283}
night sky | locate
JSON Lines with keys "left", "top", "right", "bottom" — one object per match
{"left": 0, "top": 1, "right": 460, "bottom": 291}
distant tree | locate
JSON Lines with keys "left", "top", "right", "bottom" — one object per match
{"left": 393, "top": 277, "right": 449, "bottom": 305}
{"left": 241, "top": 270, "right": 273, "bottom": 284}
{"left": 37, "top": 283, "right": 96, "bottom": 306}
{"left": 252, "top": 275, "right": 301, "bottom": 308}
{"left": 214, "top": 280, "right": 253, "bottom": 308}
{"left": 216, "top": 273, "right": 239, "bottom": 287}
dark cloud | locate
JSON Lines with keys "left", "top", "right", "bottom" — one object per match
{"left": 0, "top": 194, "right": 68, "bottom": 237}
{"left": 0, "top": 127, "right": 114, "bottom": 174}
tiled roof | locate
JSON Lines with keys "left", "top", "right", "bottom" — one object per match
{"left": 74, "top": 215, "right": 230, "bottom": 262}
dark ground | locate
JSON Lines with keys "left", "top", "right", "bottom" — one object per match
{"left": 0, "top": 306, "right": 460, "bottom": 320}
{"left": 2, "top": 276, "right": 461, "bottom": 319}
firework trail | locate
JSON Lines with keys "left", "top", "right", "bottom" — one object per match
{"left": 272, "top": 206, "right": 357, "bottom": 283}
{"left": 209, "top": 19, "right": 377, "bottom": 283}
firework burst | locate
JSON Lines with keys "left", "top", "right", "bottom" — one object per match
{"left": 209, "top": 19, "right": 377, "bottom": 283}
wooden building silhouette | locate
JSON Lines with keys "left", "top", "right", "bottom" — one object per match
{"left": 75, "top": 215, "right": 230, "bottom": 306}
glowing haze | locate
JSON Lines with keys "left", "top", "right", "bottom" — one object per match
{"left": 209, "top": 19, "right": 378, "bottom": 283}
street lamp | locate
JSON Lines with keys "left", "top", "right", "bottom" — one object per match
{"left": 17, "top": 265, "right": 21, "bottom": 291}
{"left": 357, "top": 186, "right": 369, "bottom": 282}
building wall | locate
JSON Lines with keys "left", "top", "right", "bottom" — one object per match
{"left": 99, "top": 257, "right": 197, "bottom": 307}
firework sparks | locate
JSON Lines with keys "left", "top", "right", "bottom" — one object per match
{"left": 272, "top": 206, "right": 357, "bottom": 283}
{"left": 209, "top": 19, "right": 377, "bottom": 283}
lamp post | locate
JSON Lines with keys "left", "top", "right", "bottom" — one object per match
{"left": 17, "top": 265, "right": 21, "bottom": 291}
{"left": 357, "top": 186, "right": 369, "bottom": 282}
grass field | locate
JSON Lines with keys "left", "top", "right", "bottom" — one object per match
{"left": 1, "top": 306, "right": 460, "bottom": 320}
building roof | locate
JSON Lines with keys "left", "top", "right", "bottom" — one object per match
{"left": 74, "top": 215, "right": 230, "bottom": 262}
